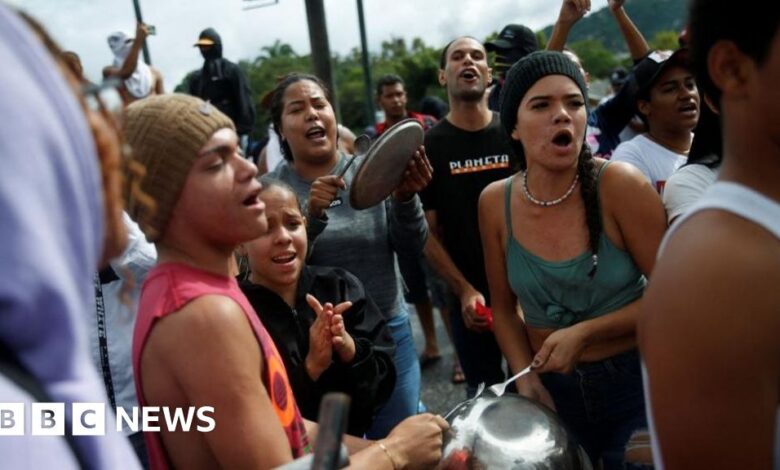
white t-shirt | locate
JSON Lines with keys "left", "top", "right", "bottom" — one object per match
{"left": 611, "top": 134, "right": 687, "bottom": 195}
{"left": 662, "top": 163, "right": 718, "bottom": 224}
{"left": 265, "top": 123, "right": 285, "bottom": 173}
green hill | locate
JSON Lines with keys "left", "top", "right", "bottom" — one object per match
{"left": 540, "top": 0, "right": 687, "bottom": 53}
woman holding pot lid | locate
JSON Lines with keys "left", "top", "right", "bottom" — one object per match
{"left": 479, "top": 51, "right": 667, "bottom": 469}
{"left": 267, "top": 73, "right": 432, "bottom": 438}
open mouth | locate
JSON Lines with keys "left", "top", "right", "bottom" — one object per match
{"left": 460, "top": 69, "right": 478, "bottom": 81}
{"left": 551, "top": 129, "right": 574, "bottom": 148}
{"left": 678, "top": 103, "right": 698, "bottom": 115}
{"left": 306, "top": 126, "right": 326, "bottom": 140}
{"left": 242, "top": 188, "right": 262, "bottom": 206}
{"left": 271, "top": 253, "right": 296, "bottom": 264}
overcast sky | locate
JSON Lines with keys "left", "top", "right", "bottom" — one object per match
{"left": 10, "top": 0, "right": 610, "bottom": 88}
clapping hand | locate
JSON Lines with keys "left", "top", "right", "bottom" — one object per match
{"left": 305, "top": 295, "right": 355, "bottom": 370}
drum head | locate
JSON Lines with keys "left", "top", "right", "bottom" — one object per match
{"left": 350, "top": 119, "right": 424, "bottom": 209}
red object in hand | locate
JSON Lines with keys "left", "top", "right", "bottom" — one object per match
{"left": 475, "top": 302, "right": 494, "bottom": 331}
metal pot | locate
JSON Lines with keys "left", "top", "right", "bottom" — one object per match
{"left": 439, "top": 393, "right": 592, "bottom": 470}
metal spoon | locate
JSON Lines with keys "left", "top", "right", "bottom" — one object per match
{"left": 337, "top": 134, "right": 371, "bottom": 178}
{"left": 486, "top": 365, "right": 533, "bottom": 397}
{"left": 442, "top": 382, "right": 485, "bottom": 421}
{"left": 443, "top": 366, "right": 534, "bottom": 420}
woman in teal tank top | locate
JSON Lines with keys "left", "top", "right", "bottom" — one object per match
{"left": 479, "top": 51, "right": 667, "bottom": 469}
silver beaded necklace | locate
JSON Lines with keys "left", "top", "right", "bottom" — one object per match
{"left": 521, "top": 170, "right": 579, "bottom": 207}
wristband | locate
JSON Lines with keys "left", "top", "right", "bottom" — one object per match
{"left": 378, "top": 442, "right": 399, "bottom": 470}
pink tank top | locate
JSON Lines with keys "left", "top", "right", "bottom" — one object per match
{"left": 133, "top": 262, "right": 311, "bottom": 469}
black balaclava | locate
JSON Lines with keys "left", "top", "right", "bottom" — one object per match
{"left": 197, "top": 28, "right": 223, "bottom": 61}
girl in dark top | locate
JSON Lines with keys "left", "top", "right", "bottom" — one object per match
{"left": 239, "top": 177, "right": 396, "bottom": 436}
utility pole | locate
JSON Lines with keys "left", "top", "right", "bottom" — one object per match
{"left": 304, "top": 0, "right": 340, "bottom": 120}
{"left": 131, "top": 0, "right": 152, "bottom": 65}
{"left": 356, "top": 0, "right": 375, "bottom": 126}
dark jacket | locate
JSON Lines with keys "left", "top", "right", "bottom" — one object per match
{"left": 189, "top": 28, "right": 256, "bottom": 135}
{"left": 239, "top": 265, "right": 396, "bottom": 436}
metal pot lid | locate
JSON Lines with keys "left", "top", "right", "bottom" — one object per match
{"left": 349, "top": 119, "right": 424, "bottom": 210}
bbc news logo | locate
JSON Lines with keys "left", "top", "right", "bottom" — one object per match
{"left": 0, "top": 403, "right": 215, "bottom": 436}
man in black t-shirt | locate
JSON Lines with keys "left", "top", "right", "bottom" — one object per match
{"left": 420, "top": 36, "right": 518, "bottom": 398}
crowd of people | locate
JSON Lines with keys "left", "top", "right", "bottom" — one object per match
{"left": 1, "top": 0, "right": 778, "bottom": 468}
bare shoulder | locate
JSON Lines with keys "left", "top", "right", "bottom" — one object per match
{"left": 641, "top": 209, "right": 780, "bottom": 468}
{"left": 149, "top": 294, "right": 260, "bottom": 361}
{"left": 479, "top": 175, "right": 511, "bottom": 210}
{"left": 599, "top": 159, "right": 655, "bottom": 198}
{"left": 641, "top": 209, "right": 780, "bottom": 352}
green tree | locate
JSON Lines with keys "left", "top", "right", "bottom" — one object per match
{"left": 536, "top": 30, "right": 547, "bottom": 50}
{"left": 650, "top": 30, "right": 680, "bottom": 51}
{"left": 569, "top": 39, "right": 619, "bottom": 79}
{"left": 260, "top": 40, "right": 297, "bottom": 60}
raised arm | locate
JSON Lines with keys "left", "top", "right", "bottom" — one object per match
{"left": 546, "top": 0, "right": 591, "bottom": 51}
{"left": 103, "top": 23, "right": 148, "bottom": 80}
{"left": 609, "top": 0, "right": 649, "bottom": 61}
{"left": 387, "top": 145, "right": 432, "bottom": 256}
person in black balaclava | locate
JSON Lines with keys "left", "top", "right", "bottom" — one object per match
{"left": 189, "top": 28, "right": 256, "bottom": 151}
{"left": 484, "top": 24, "right": 539, "bottom": 112}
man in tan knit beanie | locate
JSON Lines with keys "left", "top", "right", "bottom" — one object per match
{"left": 125, "top": 93, "right": 315, "bottom": 467}
{"left": 124, "top": 93, "right": 238, "bottom": 241}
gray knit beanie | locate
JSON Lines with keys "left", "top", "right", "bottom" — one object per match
{"left": 499, "top": 50, "right": 589, "bottom": 142}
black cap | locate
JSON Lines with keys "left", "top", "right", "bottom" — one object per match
{"left": 634, "top": 49, "right": 689, "bottom": 97}
{"left": 193, "top": 28, "right": 222, "bottom": 47}
{"left": 485, "top": 24, "right": 539, "bottom": 57}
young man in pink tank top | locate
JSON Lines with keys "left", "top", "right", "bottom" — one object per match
{"left": 124, "top": 94, "right": 447, "bottom": 469}
{"left": 639, "top": 1, "right": 780, "bottom": 468}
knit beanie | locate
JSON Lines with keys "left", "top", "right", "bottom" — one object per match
{"left": 499, "top": 50, "right": 589, "bottom": 143}
{"left": 124, "top": 94, "right": 235, "bottom": 241}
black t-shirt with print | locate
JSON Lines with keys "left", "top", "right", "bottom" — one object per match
{"left": 420, "top": 113, "right": 518, "bottom": 302}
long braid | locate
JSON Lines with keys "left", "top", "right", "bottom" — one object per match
{"left": 577, "top": 146, "right": 601, "bottom": 278}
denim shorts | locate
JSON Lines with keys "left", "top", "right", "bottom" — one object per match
{"left": 540, "top": 349, "right": 649, "bottom": 470}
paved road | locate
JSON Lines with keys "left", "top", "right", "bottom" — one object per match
{"left": 407, "top": 305, "right": 468, "bottom": 416}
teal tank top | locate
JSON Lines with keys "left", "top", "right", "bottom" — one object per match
{"left": 505, "top": 162, "right": 646, "bottom": 329}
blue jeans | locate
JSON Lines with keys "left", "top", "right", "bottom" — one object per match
{"left": 365, "top": 310, "right": 421, "bottom": 438}
{"left": 448, "top": 294, "right": 506, "bottom": 399}
{"left": 540, "top": 349, "right": 648, "bottom": 470}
